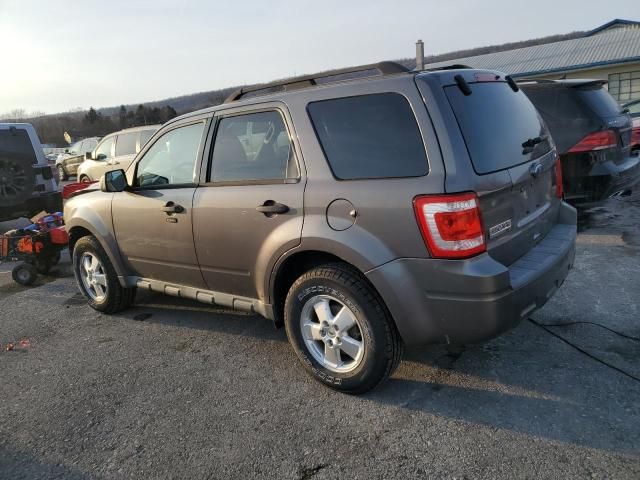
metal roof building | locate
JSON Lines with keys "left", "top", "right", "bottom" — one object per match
{"left": 424, "top": 19, "right": 640, "bottom": 103}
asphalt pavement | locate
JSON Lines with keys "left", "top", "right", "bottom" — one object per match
{"left": 1, "top": 193, "right": 639, "bottom": 479}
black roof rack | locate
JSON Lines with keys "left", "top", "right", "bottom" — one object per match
{"left": 422, "top": 64, "right": 471, "bottom": 71}
{"left": 224, "top": 61, "right": 410, "bottom": 103}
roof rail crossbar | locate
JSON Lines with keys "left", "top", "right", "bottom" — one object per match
{"left": 224, "top": 61, "right": 410, "bottom": 103}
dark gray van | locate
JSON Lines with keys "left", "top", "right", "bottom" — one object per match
{"left": 65, "top": 63, "right": 577, "bottom": 393}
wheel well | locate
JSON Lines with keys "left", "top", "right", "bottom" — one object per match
{"left": 272, "top": 251, "right": 353, "bottom": 326}
{"left": 68, "top": 226, "right": 92, "bottom": 253}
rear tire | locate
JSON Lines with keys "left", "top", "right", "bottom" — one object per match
{"left": 72, "top": 235, "right": 136, "bottom": 313}
{"left": 284, "top": 263, "right": 403, "bottom": 394}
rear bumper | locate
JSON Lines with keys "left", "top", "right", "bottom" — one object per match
{"left": 366, "top": 202, "right": 577, "bottom": 346}
{"left": 564, "top": 153, "right": 640, "bottom": 204}
{"left": 0, "top": 191, "right": 63, "bottom": 222}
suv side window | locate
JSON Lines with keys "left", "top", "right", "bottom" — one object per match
{"left": 210, "top": 110, "right": 298, "bottom": 183}
{"left": 307, "top": 93, "right": 428, "bottom": 180}
{"left": 139, "top": 129, "right": 155, "bottom": 150}
{"left": 115, "top": 132, "right": 138, "bottom": 156}
{"left": 135, "top": 122, "right": 205, "bottom": 188}
{"left": 94, "top": 137, "right": 115, "bottom": 160}
{"left": 85, "top": 139, "right": 96, "bottom": 152}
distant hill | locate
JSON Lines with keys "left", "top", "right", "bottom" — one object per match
{"left": 1, "top": 29, "right": 585, "bottom": 145}
{"left": 101, "top": 30, "right": 584, "bottom": 115}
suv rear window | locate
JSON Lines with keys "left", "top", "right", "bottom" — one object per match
{"left": 575, "top": 85, "right": 623, "bottom": 117}
{"left": 0, "top": 128, "right": 37, "bottom": 165}
{"left": 445, "top": 82, "right": 551, "bottom": 174}
{"left": 307, "top": 93, "right": 428, "bottom": 180}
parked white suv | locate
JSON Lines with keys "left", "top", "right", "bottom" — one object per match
{"left": 77, "top": 125, "right": 159, "bottom": 182}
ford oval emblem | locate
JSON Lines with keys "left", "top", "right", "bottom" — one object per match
{"left": 529, "top": 162, "right": 543, "bottom": 178}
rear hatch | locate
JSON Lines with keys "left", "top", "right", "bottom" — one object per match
{"left": 572, "top": 82, "right": 633, "bottom": 163}
{"left": 440, "top": 75, "right": 561, "bottom": 265}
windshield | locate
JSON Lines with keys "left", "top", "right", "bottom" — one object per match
{"left": 69, "top": 141, "right": 82, "bottom": 154}
{"left": 445, "top": 82, "right": 552, "bottom": 174}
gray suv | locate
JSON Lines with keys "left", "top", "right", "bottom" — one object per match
{"left": 65, "top": 63, "right": 577, "bottom": 393}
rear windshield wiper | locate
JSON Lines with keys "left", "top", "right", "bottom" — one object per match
{"left": 521, "top": 135, "right": 549, "bottom": 154}
{"left": 522, "top": 135, "right": 547, "bottom": 149}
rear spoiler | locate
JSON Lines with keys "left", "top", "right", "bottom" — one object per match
{"left": 516, "top": 78, "right": 608, "bottom": 88}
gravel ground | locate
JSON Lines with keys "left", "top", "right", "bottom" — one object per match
{"left": 1, "top": 194, "right": 639, "bottom": 479}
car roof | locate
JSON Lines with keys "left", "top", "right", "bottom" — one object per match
{"left": 165, "top": 63, "right": 501, "bottom": 126}
{"left": 116, "top": 124, "right": 161, "bottom": 133}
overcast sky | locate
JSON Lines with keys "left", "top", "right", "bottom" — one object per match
{"left": 1, "top": 0, "right": 638, "bottom": 114}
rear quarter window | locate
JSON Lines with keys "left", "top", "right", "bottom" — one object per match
{"left": 307, "top": 93, "right": 428, "bottom": 180}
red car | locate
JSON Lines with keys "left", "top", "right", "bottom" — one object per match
{"left": 623, "top": 99, "right": 640, "bottom": 153}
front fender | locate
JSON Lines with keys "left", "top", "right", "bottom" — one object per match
{"left": 65, "top": 192, "right": 129, "bottom": 284}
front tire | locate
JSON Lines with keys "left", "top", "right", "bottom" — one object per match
{"left": 284, "top": 263, "right": 403, "bottom": 394}
{"left": 72, "top": 235, "right": 136, "bottom": 313}
{"left": 79, "top": 175, "right": 92, "bottom": 183}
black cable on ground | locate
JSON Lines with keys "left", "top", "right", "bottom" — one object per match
{"left": 528, "top": 318, "right": 640, "bottom": 383}
{"left": 533, "top": 320, "right": 640, "bottom": 342}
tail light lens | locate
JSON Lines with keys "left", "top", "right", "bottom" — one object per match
{"left": 567, "top": 130, "right": 617, "bottom": 153}
{"left": 413, "top": 192, "right": 486, "bottom": 259}
{"left": 554, "top": 157, "right": 563, "bottom": 199}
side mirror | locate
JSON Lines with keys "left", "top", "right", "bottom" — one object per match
{"left": 96, "top": 153, "right": 107, "bottom": 161}
{"left": 85, "top": 152, "right": 93, "bottom": 160}
{"left": 100, "top": 169, "right": 128, "bottom": 193}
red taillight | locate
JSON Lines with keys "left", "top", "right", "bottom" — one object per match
{"left": 567, "top": 130, "right": 617, "bottom": 153}
{"left": 631, "top": 127, "right": 640, "bottom": 146}
{"left": 413, "top": 192, "right": 486, "bottom": 259}
{"left": 554, "top": 157, "right": 563, "bottom": 199}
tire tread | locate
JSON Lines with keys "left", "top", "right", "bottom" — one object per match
{"left": 286, "top": 262, "right": 403, "bottom": 394}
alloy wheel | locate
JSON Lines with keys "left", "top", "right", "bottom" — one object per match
{"left": 79, "top": 252, "right": 108, "bottom": 302}
{"left": 300, "top": 294, "right": 365, "bottom": 373}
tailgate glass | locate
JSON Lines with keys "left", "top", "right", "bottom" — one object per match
{"left": 0, "top": 129, "right": 38, "bottom": 165}
{"left": 445, "top": 82, "right": 552, "bottom": 174}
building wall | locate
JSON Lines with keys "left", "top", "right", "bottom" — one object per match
{"left": 520, "top": 61, "right": 640, "bottom": 102}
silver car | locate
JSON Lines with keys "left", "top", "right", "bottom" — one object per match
{"left": 76, "top": 126, "right": 158, "bottom": 182}
{"left": 55, "top": 137, "right": 100, "bottom": 180}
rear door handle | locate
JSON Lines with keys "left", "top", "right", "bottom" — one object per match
{"left": 256, "top": 201, "right": 289, "bottom": 215}
{"left": 162, "top": 201, "right": 184, "bottom": 214}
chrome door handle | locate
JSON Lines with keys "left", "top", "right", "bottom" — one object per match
{"left": 162, "top": 201, "right": 184, "bottom": 214}
{"left": 256, "top": 201, "right": 289, "bottom": 215}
